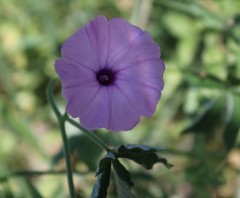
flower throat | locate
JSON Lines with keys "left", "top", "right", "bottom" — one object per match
{"left": 96, "top": 69, "right": 115, "bottom": 86}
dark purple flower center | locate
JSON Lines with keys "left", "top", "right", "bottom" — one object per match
{"left": 96, "top": 68, "right": 115, "bottom": 86}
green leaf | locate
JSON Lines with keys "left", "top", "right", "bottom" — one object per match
{"left": 112, "top": 159, "right": 134, "bottom": 188}
{"left": 223, "top": 94, "right": 240, "bottom": 149}
{"left": 118, "top": 144, "right": 166, "bottom": 154}
{"left": 185, "top": 162, "right": 224, "bottom": 197}
{"left": 113, "top": 171, "right": 135, "bottom": 198}
{"left": 90, "top": 162, "right": 111, "bottom": 198}
{"left": 182, "top": 95, "right": 226, "bottom": 134}
{"left": 155, "top": 0, "right": 223, "bottom": 30}
{"left": 24, "top": 179, "right": 43, "bottom": 198}
{"left": 96, "top": 152, "right": 115, "bottom": 176}
{"left": 52, "top": 134, "right": 102, "bottom": 171}
{"left": 0, "top": 181, "right": 14, "bottom": 198}
{"left": 117, "top": 145, "right": 173, "bottom": 169}
{"left": 124, "top": 153, "right": 172, "bottom": 169}
{"left": 184, "top": 70, "right": 225, "bottom": 89}
{"left": 4, "top": 105, "right": 46, "bottom": 157}
{"left": 90, "top": 153, "right": 115, "bottom": 198}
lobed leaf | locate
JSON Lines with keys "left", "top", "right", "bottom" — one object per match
{"left": 91, "top": 159, "right": 112, "bottom": 198}
{"left": 113, "top": 171, "right": 135, "bottom": 198}
{"left": 112, "top": 159, "right": 134, "bottom": 187}
{"left": 117, "top": 144, "right": 172, "bottom": 169}
{"left": 91, "top": 146, "right": 173, "bottom": 198}
{"left": 117, "top": 144, "right": 166, "bottom": 154}
{"left": 96, "top": 152, "right": 115, "bottom": 176}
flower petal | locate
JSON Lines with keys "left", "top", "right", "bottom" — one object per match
{"left": 61, "top": 16, "right": 109, "bottom": 71}
{"left": 54, "top": 59, "right": 97, "bottom": 89}
{"left": 78, "top": 86, "right": 140, "bottom": 131}
{"left": 108, "top": 86, "right": 140, "bottom": 131}
{"left": 115, "top": 59, "right": 165, "bottom": 117}
{"left": 113, "top": 32, "right": 161, "bottom": 70}
{"left": 55, "top": 58, "right": 100, "bottom": 118}
{"left": 79, "top": 87, "right": 110, "bottom": 130}
{"left": 84, "top": 16, "right": 109, "bottom": 68}
{"left": 63, "top": 85, "right": 100, "bottom": 118}
{"left": 107, "top": 18, "right": 143, "bottom": 67}
{"left": 119, "top": 38, "right": 161, "bottom": 68}
{"left": 55, "top": 16, "right": 165, "bottom": 132}
{"left": 117, "top": 58, "right": 165, "bottom": 91}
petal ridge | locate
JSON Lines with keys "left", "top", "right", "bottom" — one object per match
{"left": 108, "top": 31, "right": 144, "bottom": 67}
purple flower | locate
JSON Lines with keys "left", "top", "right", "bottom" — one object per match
{"left": 55, "top": 16, "right": 165, "bottom": 132}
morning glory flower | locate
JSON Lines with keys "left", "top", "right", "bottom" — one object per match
{"left": 55, "top": 16, "right": 165, "bottom": 132}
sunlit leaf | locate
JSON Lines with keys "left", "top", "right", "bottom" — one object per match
{"left": 0, "top": 180, "right": 14, "bottom": 198}
{"left": 184, "top": 69, "right": 225, "bottom": 89}
{"left": 25, "top": 179, "right": 43, "bottom": 198}
{"left": 4, "top": 106, "right": 45, "bottom": 157}
{"left": 155, "top": 0, "right": 224, "bottom": 30}
{"left": 49, "top": 181, "right": 66, "bottom": 198}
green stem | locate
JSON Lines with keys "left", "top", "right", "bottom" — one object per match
{"left": 47, "top": 80, "right": 114, "bottom": 198}
{"left": 66, "top": 117, "right": 112, "bottom": 153}
{"left": 59, "top": 117, "right": 76, "bottom": 198}
{"left": 47, "top": 81, "right": 75, "bottom": 198}
{"left": 47, "top": 80, "right": 61, "bottom": 118}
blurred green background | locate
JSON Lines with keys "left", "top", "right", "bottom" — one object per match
{"left": 1, "top": 0, "right": 240, "bottom": 197}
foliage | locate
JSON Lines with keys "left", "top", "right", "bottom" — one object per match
{"left": 0, "top": 0, "right": 240, "bottom": 197}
